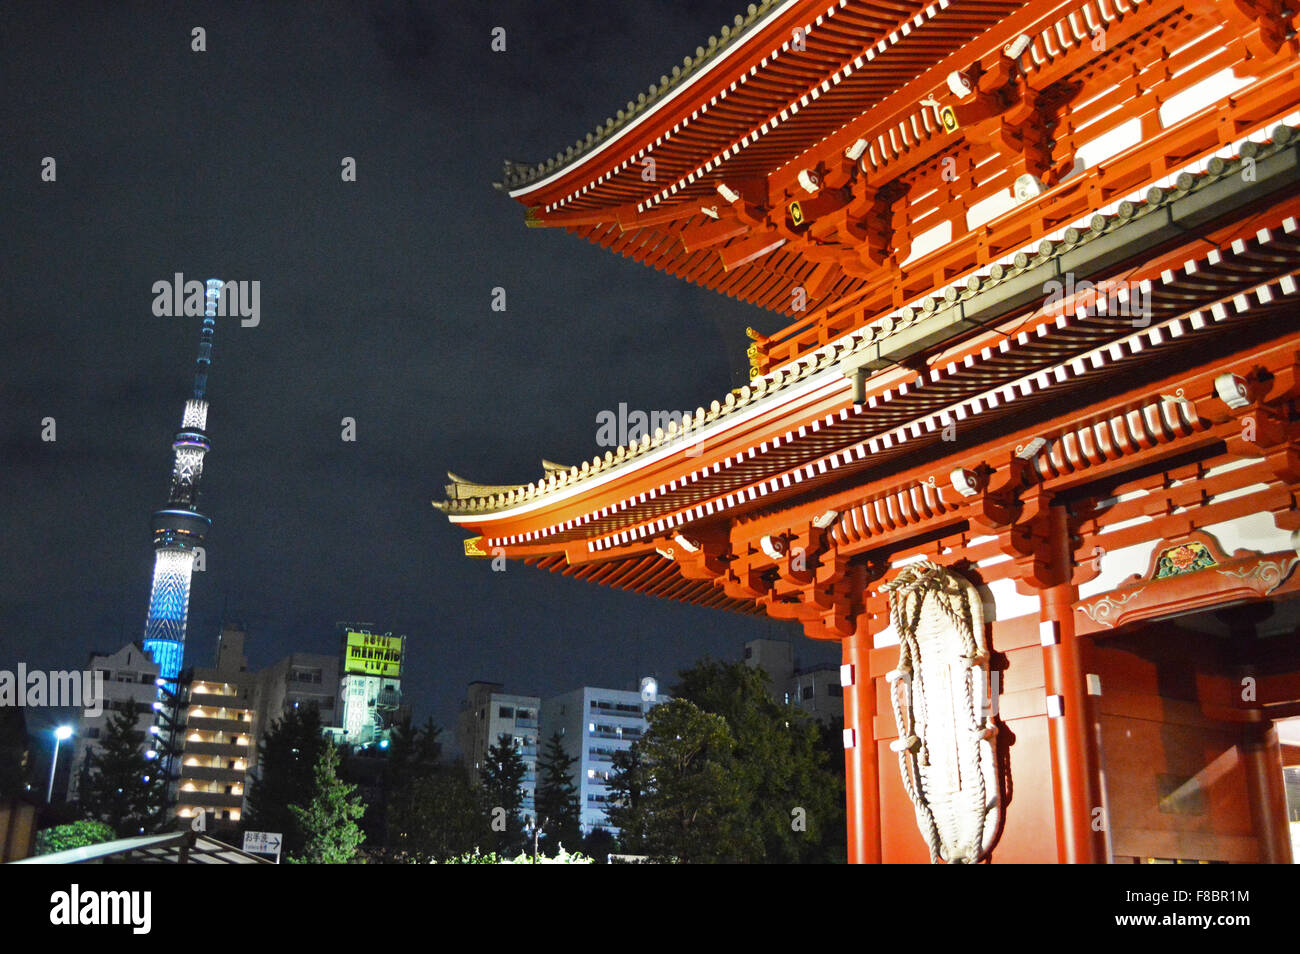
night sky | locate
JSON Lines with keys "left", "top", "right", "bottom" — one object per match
{"left": 0, "top": 1, "right": 837, "bottom": 751}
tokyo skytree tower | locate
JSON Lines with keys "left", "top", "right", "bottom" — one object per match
{"left": 141, "top": 278, "right": 223, "bottom": 684}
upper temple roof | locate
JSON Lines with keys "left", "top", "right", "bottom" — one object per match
{"left": 497, "top": 0, "right": 790, "bottom": 194}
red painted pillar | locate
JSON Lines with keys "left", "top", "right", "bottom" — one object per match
{"left": 1040, "top": 504, "right": 1107, "bottom": 863}
{"left": 1242, "top": 723, "right": 1293, "bottom": 864}
{"left": 841, "top": 617, "right": 881, "bottom": 864}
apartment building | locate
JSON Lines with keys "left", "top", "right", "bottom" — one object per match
{"left": 172, "top": 624, "right": 256, "bottom": 831}
{"left": 456, "top": 681, "right": 540, "bottom": 817}
{"left": 743, "top": 638, "right": 843, "bottom": 723}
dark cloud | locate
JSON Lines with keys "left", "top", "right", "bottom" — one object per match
{"left": 0, "top": 1, "right": 834, "bottom": 741}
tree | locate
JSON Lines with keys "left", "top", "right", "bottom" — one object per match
{"left": 384, "top": 717, "right": 443, "bottom": 784}
{"left": 580, "top": 827, "right": 616, "bottom": 862}
{"left": 376, "top": 718, "right": 489, "bottom": 863}
{"left": 479, "top": 733, "right": 526, "bottom": 854}
{"left": 288, "top": 742, "right": 365, "bottom": 864}
{"left": 675, "top": 659, "right": 844, "bottom": 863}
{"left": 603, "top": 745, "right": 645, "bottom": 852}
{"left": 245, "top": 704, "right": 327, "bottom": 855}
{"left": 80, "top": 707, "right": 166, "bottom": 836}
{"left": 381, "top": 716, "right": 443, "bottom": 848}
{"left": 35, "top": 819, "right": 115, "bottom": 855}
{"left": 0, "top": 705, "right": 28, "bottom": 800}
{"left": 607, "top": 698, "right": 745, "bottom": 863}
{"left": 386, "top": 764, "right": 485, "bottom": 862}
{"left": 534, "top": 732, "right": 580, "bottom": 852}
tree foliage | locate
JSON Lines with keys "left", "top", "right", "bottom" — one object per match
{"left": 479, "top": 733, "right": 526, "bottom": 854}
{"left": 35, "top": 819, "right": 116, "bottom": 855}
{"left": 245, "top": 704, "right": 327, "bottom": 855}
{"left": 534, "top": 732, "right": 580, "bottom": 852}
{"left": 288, "top": 742, "right": 366, "bottom": 864}
{"left": 675, "top": 660, "right": 845, "bottom": 863}
{"left": 80, "top": 707, "right": 166, "bottom": 836}
{"left": 608, "top": 698, "right": 745, "bottom": 862}
{"left": 436, "top": 847, "right": 593, "bottom": 864}
{"left": 379, "top": 716, "right": 443, "bottom": 847}
{"left": 0, "top": 706, "right": 28, "bottom": 800}
{"left": 607, "top": 660, "right": 846, "bottom": 863}
{"left": 386, "top": 763, "right": 485, "bottom": 863}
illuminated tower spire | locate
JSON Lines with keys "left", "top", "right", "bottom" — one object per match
{"left": 142, "top": 278, "right": 222, "bottom": 684}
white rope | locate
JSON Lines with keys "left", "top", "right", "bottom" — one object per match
{"left": 882, "top": 561, "right": 1000, "bottom": 863}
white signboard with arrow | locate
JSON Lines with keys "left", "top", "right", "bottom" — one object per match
{"left": 242, "top": 830, "right": 283, "bottom": 863}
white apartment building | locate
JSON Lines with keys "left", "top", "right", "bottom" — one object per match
{"left": 70, "top": 642, "right": 162, "bottom": 801}
{"left": 540, "top": 685, "right": 661, "bottom": 835}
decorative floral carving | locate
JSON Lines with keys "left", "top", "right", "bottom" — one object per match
{"left": 1153, "top": 541, "right": 1217, "bottom": 579}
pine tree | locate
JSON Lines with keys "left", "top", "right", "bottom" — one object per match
{"left": 382, "top": 717, "right": 471, "bottom": 860}
{"left": 381, "top": 717, "right": 441, "bottom": 846}
{"left": 675, "top": 659, "right": 844, "bottom": 862}
{"left": 387, "top": 764, "right": 486, "bottom": 862}
{"left": 535, "top": 732, "right": 580, "bottom": 851}
{"left": 607, "top": 698, "right": 745, "bottom": 863}
{"left": 604, "top": 745, "right": 645, "bottom": 851}
{"left": 80, "top": 707, "right": 167, "bottom": 836}
{"left": 384, "top": 717, "right": 443, "bottom": 786}
{"left": 245, "top": 704, "right": 327, "bottom": 855}
{"left": 288, "top": 742, "right": 365, "bottom": 864}
{"left": 479, "top": 733, "right": 526, "bottom": 854}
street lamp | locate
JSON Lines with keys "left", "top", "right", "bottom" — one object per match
{"left": 46, "top": 725, "right": 73, "bottom": 803}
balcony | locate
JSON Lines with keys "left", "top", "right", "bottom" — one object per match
{"left": 186, "top": 716, "right": 250, "bottom": 733}
{"left": 178, "top": 766, "right": 245, "bottom": 784}
{"left": 175, "top": 790, "right": 243, "bottom": 809}
{"left": 189, "top": 691, "right": 240, "bottom": 708}
{"left": 589, "top": 730, "right": 640, "bottom": 741}
{"left": 182, "top": 741, "right": 248, "bottom": 758}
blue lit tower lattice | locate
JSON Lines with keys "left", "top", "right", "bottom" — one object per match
{"left": 141, "top": 278, "right": 223, "bottom": 684}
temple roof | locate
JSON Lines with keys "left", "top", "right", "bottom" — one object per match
{"left": 498, "top": 0, "right": 789, "bottom": 194}
{"left": 502, "top": 0, "right": 1023, "bottom": 211}
{"left": 438, "top": 122, "right": 1300, "bottom": 521}
{"left": 498, "top": 0, "right": 1042, "bottom": 320}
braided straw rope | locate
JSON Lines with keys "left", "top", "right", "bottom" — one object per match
{"left": 882, "top": 561, "right": 1000, "bottom": 864}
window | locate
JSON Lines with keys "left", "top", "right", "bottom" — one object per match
{"left": 744, "top": 646, "right": 753, "bottom": 659}
{"left": 499, "top": 706, "right": 514, "bottom": 719}
{"left": 801, "top": 685, "right": 814, "bottom": 701}
{"left": 828, "top": 684, "right": 842, "bottom": 697}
